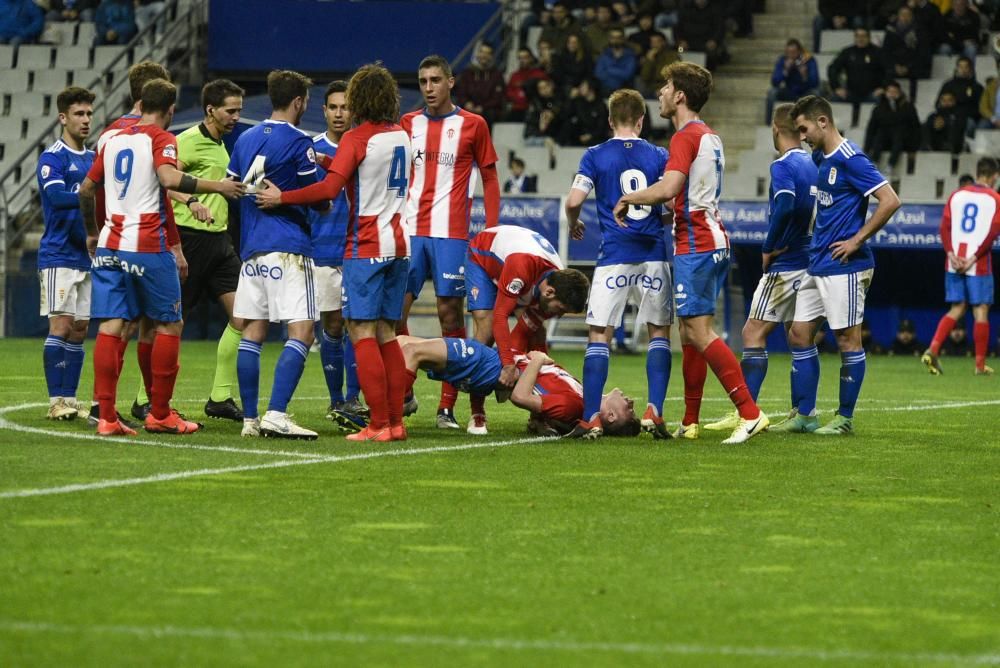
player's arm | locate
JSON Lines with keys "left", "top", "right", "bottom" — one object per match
{"left": 939, "top": 200, "right": 962, "bottom": 270}
{"left": 510, "top": 351, "right": 553, "bottom": 413}
{"left": 613, "top": 170, "right": 685, "bottom": 225}
{"left": 158, "top": 164, "right": 245, "bottom": 199}
{"left": 830, "top": 183, "right": 901, "bottom": 261}
{"left": 37, "top": 157, "right": 81, "bottom": 210}
{"left": 78, "top": 177, "right": 100, "bottom": 256}
{"left": 256, "top": 171, "right": 347, "bottom": 208}
{"left": 492, "top": 289, "right": 523, "bottom": 386}
{"left": 970, "top": 206, "right": 1000, "bottom": 266}
{"left": 762, "top": 191, "right": 794, "bottom": 271}
{"left": 565, "top": 173, "right": 592, "bottom": 241}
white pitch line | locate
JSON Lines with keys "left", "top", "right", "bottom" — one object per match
{"left": 0, "top": 620, "right": 997, "bottom": 664}
{"left": 0, "top": 435, "right": 554, "bottom": 499}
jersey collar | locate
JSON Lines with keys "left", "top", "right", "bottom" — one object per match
{"left": 198, "top": 122, "right": 223, "bottom": 145}
{"left": 823, "top": 138, "right": 849, "bottom": 159}
{"left": 422, "top": 105, "right": 460, "bottom": 120}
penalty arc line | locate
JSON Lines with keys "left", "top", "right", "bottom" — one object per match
{"left": 0, "top": 620, "right": 997, "bottom": 664}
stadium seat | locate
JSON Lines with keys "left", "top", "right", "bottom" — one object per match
{"left": 536, "top": 167, "right": 574, "bottom": 194}
{"left": 856, "top": 102, "right": 875, "bottom": 132}
{"left": 75, "top": 21, "right": 96, "bottom": 47}
{"left": 931, "top": 54, "right": 955, "bottom": 79}
{"left": 55, "top": 45, "right": 92, "bottom": 70}
{"left": 17, "top": 45, "right": 54, "bottom": 69}
{"left": 40, "top": 21, "right": 76, "bottom": 46}
{"left": 681, "top": 51, "right": 707, "bottom": 68}
{"left": 1, "top": 138, "right": 39, "bottom": 166}
{"left": 0, "top": 117, "right": 24, "bottom": 141}
{"left": 526, "top": 25, "right": 542, "bottom": 52}
{"left": 913, "top": 151, "right": 954, "bottom": 176}
{"left": 975, "top": 54, "right": 996, "bottom": 79}
{"left": 969, "top": 129, "right": 1000, "bottom": 154}
{"left": 8, "top": 92, "right": 49, "bottom": 119}
{"left": 737, "top": 150, "right": 773, "bottom": 179}
{"left": 491, "top": 122, "right": 526, "bottom": 155}
{"left": 725, "top": 170, "right": 761, "bottom": 199}
{"left": 753, "top": 125, "right": 773, "bottom": 151}
{"left": 25, "top": 116, "right": 58, "bottom": 142}
{"left": 828, "top": 101, "right": 853, "bottom": 129}
{"left": 899, "top": 171, "right": 941, "bottom": 200}
{"left": 0, "top": 70, "right": 31, "bottom": 94}
{"left": 0, "top": 44, "right": 14, "bottom": 69}
{"left": 819, "top": 29, "right": 853, "bottom": 53}
{"left": 813, "top": 53, "right": 833, "bottom": 84}
{"left": 93, "top": 45, "right": 130, "bottom": 71}
{"left": 32, "top": 69, "right": 71, "bottom": 93}
{"left": 955, "top": 152, "right": 980, "bottom": 177}
{"left": 645, "top": 100, "right": 671, "bottom": 130}
{"left": 70, "top": 68, "right": 102, "bottom": 88}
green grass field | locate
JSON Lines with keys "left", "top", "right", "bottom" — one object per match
{"left": 0, "top": 337, "right": 998, "bottom": 666}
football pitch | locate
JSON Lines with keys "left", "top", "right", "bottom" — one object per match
{"left": 0, "top": 337, "right": 997, "bottom": 666}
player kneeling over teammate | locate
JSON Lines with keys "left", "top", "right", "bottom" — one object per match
{"left": 397, "top": 336, "right": 640, "bottom": 437}
{"left": 80, "top": 79, "right": 245, "bottom": 436}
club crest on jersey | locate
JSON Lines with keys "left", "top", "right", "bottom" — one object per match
{"left": 471, "top": 286, "right": 479, "bottom": 300}
{"left": 506, "top": 278, "right": 525, "bottom": 294}
{"left": 306, "top": 147, "right": 316, "bottom": 164}
{"left": 163, "top": 145, "right": 176, "bottom": 159}
{"left": 827, "top": 167, "right": 837, "bottom": 185}
{"left": 447, "top": 128, "right": 455, "bottom": 139}
{"left": 40, "top": 165, "right": 50, "bottom": 179}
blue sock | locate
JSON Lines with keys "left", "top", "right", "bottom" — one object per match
{"left": 268, "top": 338, "right": 309, "bottom": 413}
{"left": 321, "top": 331, "right": 345, "bottom": 405}
{"left": 582, "top": 342, "right": 610, "bottom": 421}
{"left": 646, "top": 337, "right": 671, "bottom": 416}
{"left": 614, "top": 322, "right": 626, "bottom": 347}
{"left": 740, "top": 347, "right": 768, "bottom": 402}
{"left": 791, "top": 345, "right": 820, "bottom": 417}
{"left": 43, "top": 336, "right": 66, "bottom": 399}
{"left": 61, "top": 340, "right": 85, "bottom": 400}
{"left": 237, "top": 339, "right": 262, "bottom": 419}
{"left": 838, "top": 351, "right": 866, "bottom": 419}
{"left": 345, "top": 336, "right": 360, "bottom": 401}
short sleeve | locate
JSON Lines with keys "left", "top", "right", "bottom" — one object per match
{"left": 844, "top": 154, "right": 888, "bottom": 197}
{"left": 36, "top": 152, "right": 65, "bottom": 190}
{"left": 665, "top": 130, "right": 697, "bottom": 176}
{"left": 175, "top": 129, "right": 196, "bottom": 168}
{"left": 540, "top": 392, "right": 584, "bottom": 422}
{"left": 573, "top": 149, "right": 596, "bottom": 194}
{"left": 473, "top": 116, "right": 499, "bottom": 168}
{"left": 86, "top": 148, "right": 105, "bottom": 184}
{"left": 151, "top": 130, "right": 178, "bottom": 170}
{"left": 769, "top": 160, "right": 795, "bottom": 197}
{"left": 295, "top": 135, "right": 318, "bottom": 179}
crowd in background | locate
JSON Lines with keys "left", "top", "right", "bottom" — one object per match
{"left": 0, "top": 0, "right": 164, "bottom": 46}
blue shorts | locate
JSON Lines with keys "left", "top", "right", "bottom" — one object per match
{"left": 673, "top": 249, "right": 730, "bottom": 317}
{"left": 342, "top": 257, "right": 410, "bottom": 321}
{"left": 90, "top": 248, "right": 182, "bottom": 322}
{"left": 945, "top": 272, "right": 994, "bottom": 305}
{"left": 426, "top": 338, "right": 502, "bottom": 396}
{"left": 465, "top": 257, "right": 498, "bottom": 312}
{"left": 407, "top": 236, "right": 468, "bottom": 299}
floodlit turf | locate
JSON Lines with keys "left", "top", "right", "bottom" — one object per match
{"left": 0, "top": 337, "right": 998, "bottom": 666}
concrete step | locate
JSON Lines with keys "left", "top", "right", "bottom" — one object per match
{"left": 730, "top": 36, "right": 789, "bottom": 52}
{"left": 765, "top": 0, "right": 814, "bottom": 14}
{"left": 713, "top": 75, "right": 774, "bottom": 95}
{"left": 719, "top": 62, "right": 775, "bottom": 76}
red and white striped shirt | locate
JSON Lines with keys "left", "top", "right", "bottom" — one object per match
{"left": 401, "top": 107, "right": 498, "bottom": 239}
{"left": 87, "top": 124, "right": 176, "bottom": 253}
{"left": 513, "top": 354, "right": 584, "bottom": 423}
{"left": 941, "top": 184, "right": 1000, "bottom": 276}
{"left": 668, "top": 120, "right": 729, "bottom": 255}
{"left": 330, "top": 121, "right": 411, "bottom": 260}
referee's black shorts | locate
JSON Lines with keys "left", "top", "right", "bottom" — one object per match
{"left": 179, "top": 226, "right": 241, "bottom": 312}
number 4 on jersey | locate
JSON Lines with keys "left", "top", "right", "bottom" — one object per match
{"left": 388, "top": 146, "right": 407, "bottom": 197}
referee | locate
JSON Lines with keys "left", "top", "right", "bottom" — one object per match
{"left": 167, "top": 79, "right": 246, "bottom": 421}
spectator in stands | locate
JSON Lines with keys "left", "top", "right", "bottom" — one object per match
{"left": 0, "top": 0, "right": 44, "bottom": 46}
{"left": 594, "top": 28, "right": 638, "bottom": 95}
{"left": 941, "top": 322, "right": 970, "bottom": 356}
{"left": 94, "top": 0, "right": 136, "bottom": 45}
{"left": 889, "top": 319, "right": 924, "bottom": 356}
{"left": 813, "top": 0, "right": 863, "bottom": 52}
{"left": 611, "top": 1, "right": 637, "bottom": 27}
{"left": 559, "top": 78, "right": 610, "bottom": 146}
{"left": 504, "top": 156, "right": 538, "bottom": 194}
{"left": 47, "top": 0, "right": 96, "bottom": 22}
{"left": 642, "top": 0, "right": 681, "bottom": 30}
{"left": 585, "top": 3, "right": 621, "bottom": 57}
{"left": 627, "top": 12, "right": 662, "bottom": 54}
{"left": 907, "top": 0, "right": 941, "bottom": 46}
{"left": 864, "top": 80, "right": 921, "bottom": 174}
{"left": 883, "top": 4, "right": 932, "bottom": 97}
{"left": 638, "top": 31, "right": 680, "bottom": 96}
{"left": 537, "top": 38, "right": 557, "bottom": 77}
{"left": 540, "top": 2, "right": 586, "bottom": 53}
{"left": 923, "top": 91, "right": 970, "bottom": 153}
{"left": 524, "top": 77, "right": 562, "bottom": 167}
{"left": 828, "top": 28, "right": 886, "bottom": 104}
{"left": 506, "top": 48, "right": 548, "bottom": 122}
{"left": 552, "top": 33, "right": 594, "bottom": 97}
{"left": 676, "top": 0, "right": 729, "bottom": 70}
{"left": 938, "top": 56, "right": 984, "bottom": 124}
{"left": 939, "top": 0, "right": 982, "bottom": 60}
{"left": 765, "top": 38, "right": 819, "bottom": 124}
{"left": 134, "top": 0, "right": 166, "bottom": 39}
{"left": 455, "top": 42, "right": 506, "bottom": 128}
{"left": 977, "top": 69, "right": 1000, "bottom": 127}
{"left": 723, "top": 0, "right": 754, "bottom": 38}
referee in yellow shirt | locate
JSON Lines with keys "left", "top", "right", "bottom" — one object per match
{"left": 169, "top": 79, "right": 246, "bottom": 421}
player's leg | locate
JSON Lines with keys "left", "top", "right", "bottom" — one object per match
{"left": 629, "top": 261, "right": 674, "bottom": 438}
{"left": 396, "top": 236, "right": 429, "bottom": 337}
{"left": 43, "top": 311, "right": 75, "bottom": 419}
{"left": 373, "top": 258, "right": 411, "bottom": 441}
{"left": 924, "top": 269, "right": 969, "bottom": 374}
{"left": 131, "top": 316, "right": 155, "bottom": 421}
{"left": 203, "top": 232, "right": 245, "bottom": 419}
{"left": 233, "top": 254, "right": 272, "bottom": 436}
{"left": 62, "top": 316, "right": 90, "bottom": 419}
{"left": 466, "top": 259, "right": 498, "bottom": 435}
{"left": 972, "top": 302, "right": 992, "bottom": 374}
{"left": 814, "top": 270, "right": 873, "bottom": 435}
{"left": 431, "top": 238, "right": 470, "bottom": 425}
{"left": 259, "top": 254, "right": 318, "bottom": 440}
{"left": 314, "top": 264, "right": 345, "bottom": 414}
{"left": 576, "top": 264, "right": 620, "bottom": 435}
{"left": 90, "top": 251, "right": 138, "bottom": 435}
{"left": 704, "top": 313, "right": 776, "bottom": 432}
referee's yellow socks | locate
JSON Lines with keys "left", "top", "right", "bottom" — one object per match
{"left": 210, "top": 324, "right": 243, "bottom": 402}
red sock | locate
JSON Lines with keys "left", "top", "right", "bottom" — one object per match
{"left": 438, "top": 327, "right": 465, "bottom": 410}
{"left": 116, "top": 336, "right": 129, "bottom": 375}
{"left": 150, "top": 333, "right": 180, "bottom": 420}
{"left": 974, "top": 321, "right": 990, "bottom": 370}
{"left": 379, "top": 339, "right": 407, "bottom": 427}
{"left": 354, "top": 337, "right": 389, "bottom": 429}
{"left": 929, "top": 315, "right": 957, "bottom": 356}
{"left": 470, "top": 393, "right": 486, "bottom": 417}
{"left": 703, "top": 338, "right": 759, "bottom": 420}
{"left": 682, "top": 344, "right": 707, "bottom": 425}
{"left": 404, "top": 368, "right": 418, "bottom": 397}
{"left": 94, "top": 333, "right": 122, "bottom": 422}
{"left": 137, "top": 341, "right": 154, "bottom": 399}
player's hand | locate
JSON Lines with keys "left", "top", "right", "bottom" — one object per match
{"left": 86, "top": 235, "right": 98, "bottom": 259}
{"left": 216, "top": 179, "right": 246, "bottom": 200}
{"left": 498, "top": 364, "right": 519, "bottom": 388}
{"left": 255, "top": 179, "right": 283, "bottom": 209}
{"left": 190, "top": 201, "right": 213, "bottom": 223}
{"left": 569, "top": 218, "right": 586, "bottom": 240}
{"left": 613, "top": 198, "right": 630, "bottom": 227}
{"left": 171, "top": 245, "right": 189, "bottom": 283}
{"left": 761, "top": 247, "right": 786, "bottom": 272}
{"left": 527, "top": 350, "right": 553, "bottom": 365}
{"left": 829, "top": 236, "right": 861, "bottom": 262}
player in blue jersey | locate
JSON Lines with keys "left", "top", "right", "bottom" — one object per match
{"left": 563, "top": 88, "right": 674, "bottom": 439}
{"left": 786, "top": 95, "right": 901, "bottom": 435}
{"left": 37, "top": 86, "right": 96, "bottom": 421}
{"left": 310, "top": 80, "right": 367, "bottom": 430}
{"left": 705, "top": 103, "right": 818, "bottom": 433}
{"left": 227, "top": 70, "right": 325, "bottom": 440}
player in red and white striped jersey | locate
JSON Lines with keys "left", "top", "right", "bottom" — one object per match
{"left": 257, "top": 63, "right": 413, "bottom": 443}
{"left": 923, "top": 157, "right": 1000, "bottom": 375}
{"left": 397, "top": 54, "right": 501, "bottom": 431}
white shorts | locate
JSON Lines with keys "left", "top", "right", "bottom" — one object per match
{"left": 793, "top": 269, "right": 873, "bottom": 331}
{"left": 314, "top": 264, "right": 343, "bottom": 313}
{"left": 39, "top": 267, "right": 91, "bottom": 319}
{"left": 748, "top": 268, "right": 808, "bottom": 323}
{"left": 234, "top": 252, "right": 317, "bottom": 323}
{"left": 586, "top": 261, "right": 674, "bottom": 328}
